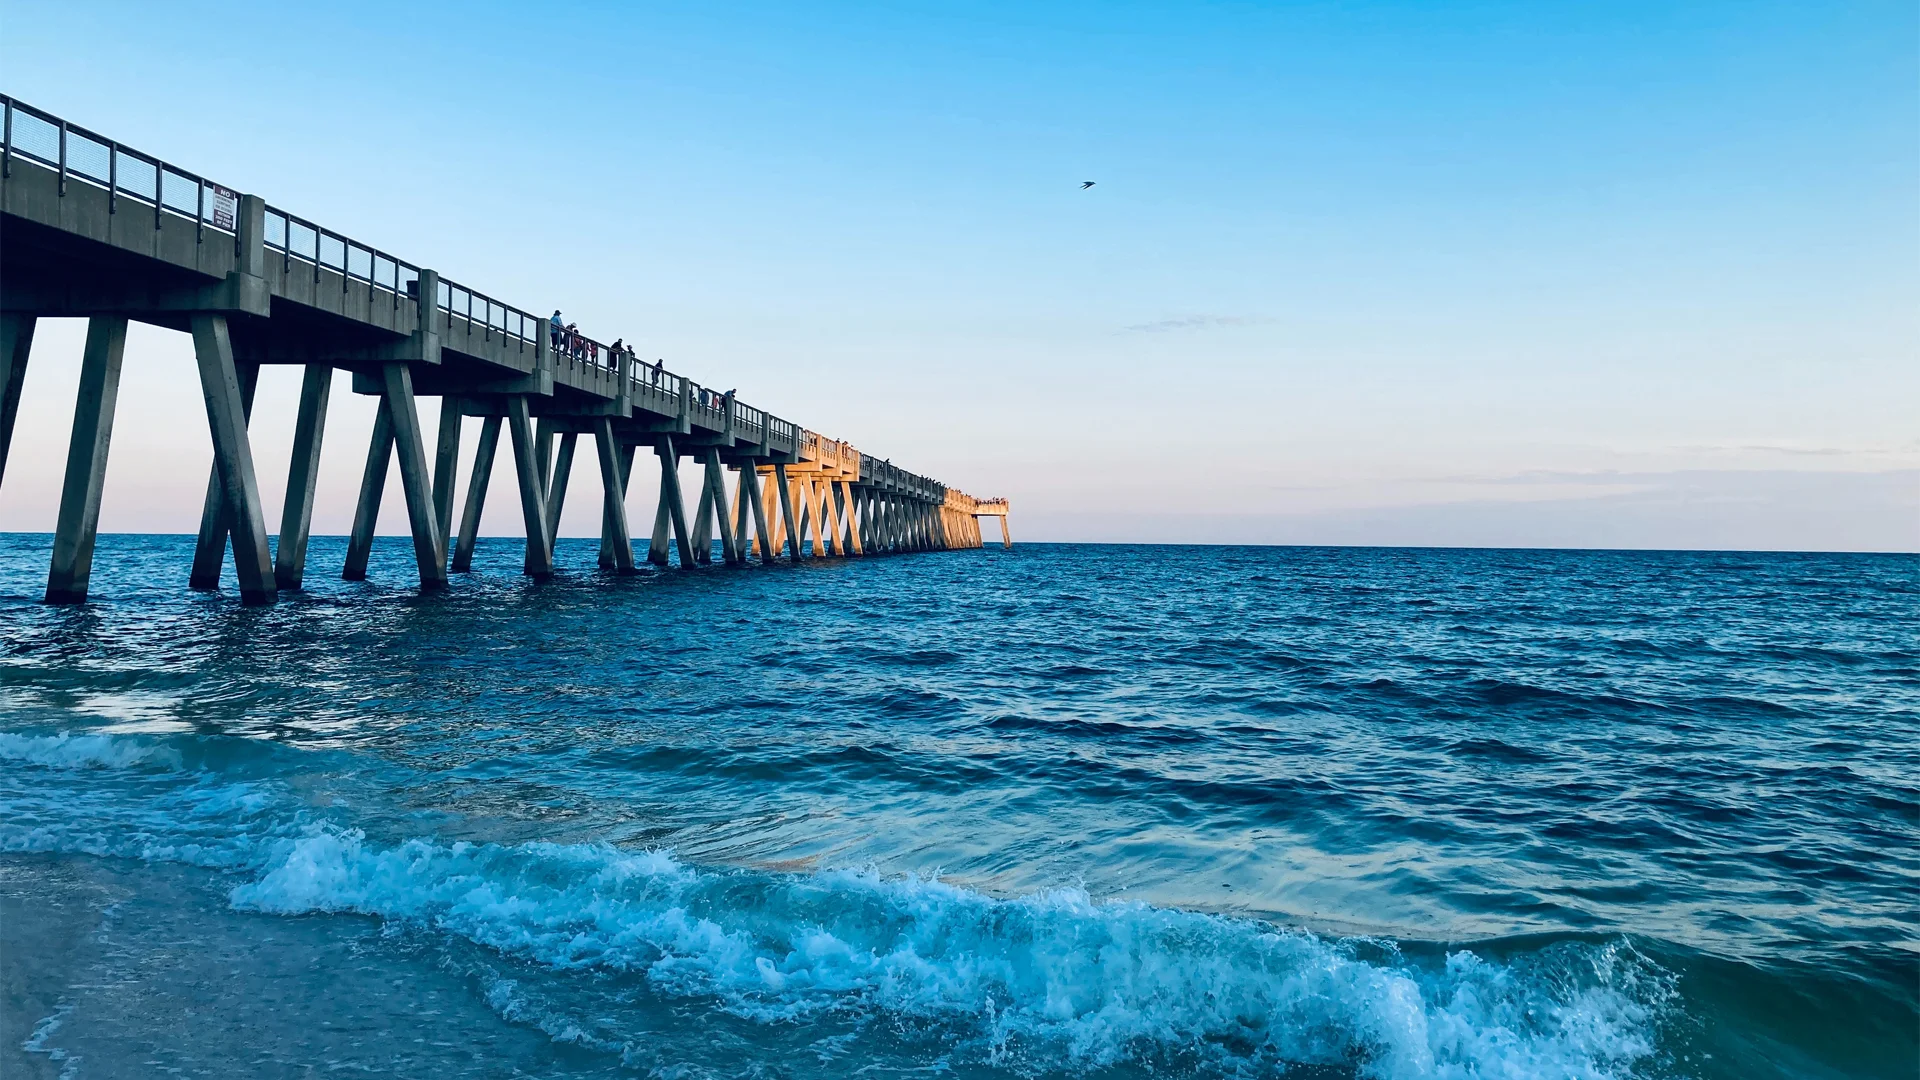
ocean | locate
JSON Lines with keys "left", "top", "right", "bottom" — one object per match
{"left": 0, "top": 535, "right": 1913, "bottom": 1079}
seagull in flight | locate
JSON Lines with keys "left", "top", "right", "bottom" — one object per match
{"left": 1080, "top": 181, "right": 1096, "bottom": 189}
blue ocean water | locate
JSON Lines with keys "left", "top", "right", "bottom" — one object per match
{"left": 0, "top": 535, "right": 1913, "bottom": 1079}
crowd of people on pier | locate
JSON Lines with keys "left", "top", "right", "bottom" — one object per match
{"left": 548, "top": 310, "right": 632, "bottom": 368}
{"left": 548, "top": 311, "right": 732, "bottom": 409}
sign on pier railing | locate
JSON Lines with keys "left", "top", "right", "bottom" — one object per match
{"left": 3, "top": 95, "right": 239, "bottom": 246}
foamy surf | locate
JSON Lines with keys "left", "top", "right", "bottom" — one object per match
{"left": 0, "top": 730, "right": 1671, "bottom": 1079}
{"left": 0, "top": 730, "right": 183, "bottom": 771}
{"left": 231, "top": 828, "right": 1670, "bottom": 1078}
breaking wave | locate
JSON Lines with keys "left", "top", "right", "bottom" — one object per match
{"left": 1, "top": 730, "right": 1673, "bottom": 1079}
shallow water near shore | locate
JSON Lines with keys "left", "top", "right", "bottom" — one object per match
{"left": 1, "top": 535, "right": 1914, "bottom": 1078}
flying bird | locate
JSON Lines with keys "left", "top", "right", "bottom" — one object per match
{"left": 1080, "top": 181, "right": 1096, "bottom": 189}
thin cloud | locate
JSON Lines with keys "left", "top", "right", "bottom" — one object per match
{"left": 1122, "top": 314, "right": 1268, "bottom": 333}
{"left": 1677, "top": 442, "right": 1906, "bottom": 458}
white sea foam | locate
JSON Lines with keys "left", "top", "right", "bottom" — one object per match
{"left": 0, "top": 729, "right": 1670, "bottom": 1077}
{"left": 231, "top": 828, "right": 1670, "bottom": 1078}
{"left": 0, "top": 731, "right": 181, "bottom": 771}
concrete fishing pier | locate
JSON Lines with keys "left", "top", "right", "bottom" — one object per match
{"left": 0, "top": 96, "right": 1009, "bottom": 605}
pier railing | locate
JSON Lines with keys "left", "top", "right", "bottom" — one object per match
{"left": 264, "top": 206, "right": 421, "bottom": 311}
{"left": 3, "top": 96, "right": 239, "bottom": 246}
{"left": 440, "top": 278, "right": 539, "bottom": 350}
{"left": 1, "top": 94, "right": 988, "bottom": 494}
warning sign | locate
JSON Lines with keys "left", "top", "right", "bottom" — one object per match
{"left": 209, "top": 184, "right": 237, "bottom": 231}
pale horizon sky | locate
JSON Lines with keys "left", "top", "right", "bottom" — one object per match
{"left": 2, "top": 1, "right": 1915, "bottom": 552}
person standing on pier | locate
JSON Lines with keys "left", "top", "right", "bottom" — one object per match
{"left": 549, "top": 310, "right": 563, "bottom": 350}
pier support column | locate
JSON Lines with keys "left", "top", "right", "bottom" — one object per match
{"left": 794, "top": 478, "right": 816, "bottom": 557}
{"left": 343, "top": 406, "right": 393, "bottom": 581}
{"left": 689, "top": 461, "right": 716, "bottom": 565}
{"left": 452, "top": 416, "right": 501, "bottom": 573}
{"left": 802, "top": 478, "right": 823, "bottom": 556}
{"left": 648, "top": 436, "right": 695, "bottom": 568}
{"left": 737, "top": 464, "right": 773, "bottom": 564}
{"left": 274, "top": 364, "right": 332, "bottom": 590}
{"left": 730, "top": 468, "right": 748, "bottom": 559}
{"left": 704, "top": 449, "right": 740, "bottom": 565}
{"left": 593, "top": 419, "right": 635, "bottom": 573}
{"left": 534, "top": 419, "right": 557, "bottom": 490}
{"left": 774, "top": 464, "right": 801, "bottom": 562}
{"left": 505, "top": 396, "right": 553, "bottom": 577}
{"left": 190, "top": 315, "right": 276, "bottom": 604}
{"left": 599, "top": 442, "right": 634, "bottom": 570}
{"left": 0, "top": 314, "right": 35, "bottom": 488}
{"left": 815, "top": 480, "right": 838, "bottom": 556}
{"left": 544, "top": 431, "right": 577, "bottom": 547}
{"left": 381, "top": 363, "right": 448, "bottom": 590}
{"left": 752, "top": 470, "right": 775, "bottom": 553}
{"left": 999, "top": 516, "right": 1011, "bottom": 548}
{"left": 431, "top": 400, "right": 463, "bottom": 553}
{"left": 789, "top": 479, "right": 808, "bottom": 557}
{"left": 188, "top": 361, "right": 260, "bottom": 589}
{"left": 836, "top": 482, "right": 861, "bottom": 555}
{"left": 45, "top": 318, "right": 127, "bottom": 604}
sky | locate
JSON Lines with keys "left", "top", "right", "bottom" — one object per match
{"left": 2, "top": 0, "right": 1915, "bottom": 551}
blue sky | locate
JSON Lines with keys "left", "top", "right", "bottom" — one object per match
{"left": 3, "top": 1, "right": 1914, "bottom": 549}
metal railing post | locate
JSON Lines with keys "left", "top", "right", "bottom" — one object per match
{"left": 56, "top": 119, "right": 66, "bottom": 195}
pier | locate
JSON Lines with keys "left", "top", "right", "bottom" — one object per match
{"left": 0, "top": 96, "right": 1010, "bottom": 604}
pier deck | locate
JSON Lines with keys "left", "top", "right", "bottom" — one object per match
{"left": 0, "top": 96, "right": 1009, "bottom": 604}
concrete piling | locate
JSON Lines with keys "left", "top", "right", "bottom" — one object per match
{"left": 45, "top": 318, "right": 127, "bottom": 604}
{"left": 452, "top": 415, "right": 500, "bottom": 573}
{"left": 190, "top": 315, "right": 276, "bottom": 604}
{"left": 275, "top": 364, "right": 333, "bottom": 590}
{"left": 188, "top": 360, "right": 260, "bottom": 590}
{"left": 380, "top": 362, "right": 447, "bottom": 590}
{"left": 342, "top": 406, "right": 394, "bottom": 581}
{"left": 593, "top": 420, "right": 635, "bottom": 572}
{"left": 0, "top": 314, "right": 36, "bottom": 487}
{"left": 505, "top": 396, "right": 554, "bottom": 578}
